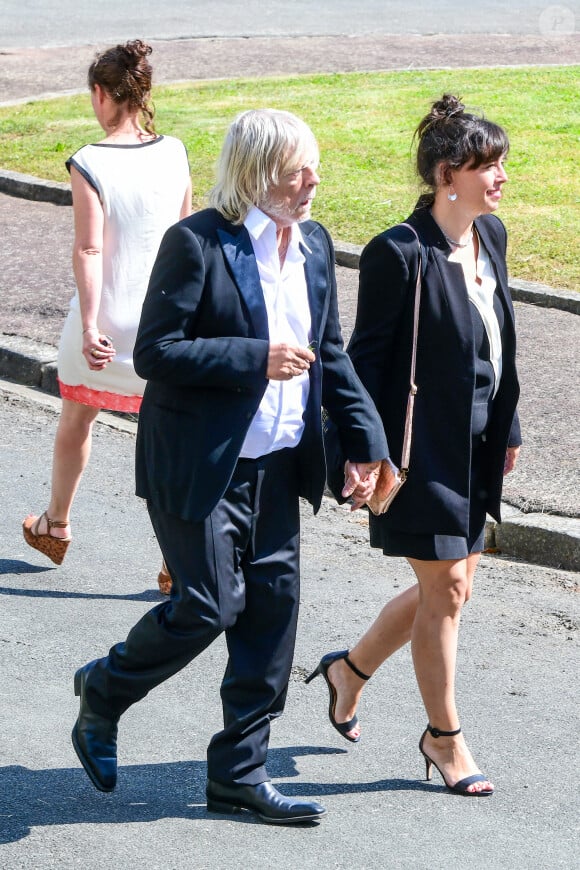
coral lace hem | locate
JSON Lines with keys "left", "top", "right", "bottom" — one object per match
{"left": 58, "top": 379, "right": 142, "bottom": 413}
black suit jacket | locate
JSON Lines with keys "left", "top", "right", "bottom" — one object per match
{"left": 133, "top": 208, "right": 387, "bottom": 523}
{"left": 348, "top": 207, "right": 521, "bottom": 536}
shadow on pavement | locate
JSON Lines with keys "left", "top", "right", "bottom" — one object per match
{"left": 0, "top": 582, "right": 163, "bottom": 603}
{"left": 0, "top": 559, "right": 52, "bottom": 575}
{"left": 0, "top": 745, "right": 436, "bottom": 843}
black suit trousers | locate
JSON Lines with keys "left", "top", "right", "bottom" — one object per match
{"left": 84, "top": 448, "right": 301, "bottom": 785}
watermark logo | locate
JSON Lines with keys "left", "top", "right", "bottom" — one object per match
{"left": 539, "top": 4, "right": 576, "bottom": 36}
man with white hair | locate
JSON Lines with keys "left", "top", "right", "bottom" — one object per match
{"left": 71, "top": 109, "right": 387, "bottom": 824}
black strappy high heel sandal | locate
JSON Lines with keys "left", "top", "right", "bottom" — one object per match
{"left": 305, "top": 649, "right": 370, "bottom": 743}
{"left": 419, "top": 724, "right": 494, "bottom": 796}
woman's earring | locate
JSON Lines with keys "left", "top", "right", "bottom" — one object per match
{"left": 448, "top": 186, "right": 457, "bottom": 202}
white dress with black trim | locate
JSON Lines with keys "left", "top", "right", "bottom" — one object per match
{"left": 58, "top": 136, "right": 190, "bottom": 411}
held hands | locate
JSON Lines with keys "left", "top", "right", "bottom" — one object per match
{"left": 504, "top": 445, "right": 521, "bottom": 475}
{"left": 82, "top": 326, "right": 116, "bottom": 371}
{"left": 267, "top": 342, "right": 315, "bottom": 381}
{"left": 373, "top": 458, "right": 401, "bottom": 499}
{"left": 342, "top": 460, "right": 382, "bottom": 511}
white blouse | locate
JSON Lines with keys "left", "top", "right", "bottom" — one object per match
{"left": 465, "top": 241, "right": 503, "bottom": 397}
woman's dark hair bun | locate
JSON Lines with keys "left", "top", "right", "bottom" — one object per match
{"left": 415, "top": 94, "right": 465, "bottom": 141}
{"left": 429, "top": 94, "right": 465, "bottom": 123}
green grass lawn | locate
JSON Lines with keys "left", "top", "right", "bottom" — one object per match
{"left": 0, "top": 66, "right": 578, "bottom": 289}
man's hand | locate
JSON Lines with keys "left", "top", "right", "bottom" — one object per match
{"left": 504, "top": 445, "right": 521, "bottom": 475}
{"left": 267, "top": 343, "right": 315, "bottom": 381}
{"left": 342, "top": 460, "right": 382, "bottom": 511}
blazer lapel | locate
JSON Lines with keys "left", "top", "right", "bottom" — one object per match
{"left": 218, "top": 220, "right": 330, "bottom": 348}
{"left": 217, "top": 226, "right": 269, "bottom": 339}
{"left": 300, "top": 225, "right": 332, "bottom": 409}
{"left": 475, "top": 218, "right": 516, "bottom": 329}
{"left": 300, "top": 224, "right": 328, "bottom": 345}
{"left": 431, "top": 252, "right": 475, "bottom": 357}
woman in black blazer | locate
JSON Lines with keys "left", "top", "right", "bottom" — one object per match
{"left": 308, "top": 95, "right": 521, "bottom": 796}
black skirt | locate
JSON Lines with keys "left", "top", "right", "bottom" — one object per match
{"left": 369, "top": 439, "right": 488, "bottom": 561}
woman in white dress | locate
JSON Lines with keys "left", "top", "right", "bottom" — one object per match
{"left": 23, "top": 40, "right": 192, "bottom": 591}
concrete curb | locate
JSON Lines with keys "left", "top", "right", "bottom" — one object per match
{"left": 335, "top": 244, "right": 580, "bottom": 314}
{"left": 1, "top": 332, "right": 578, "bottom": 572}
{"left": 0, "top": 168, "right": 72, "bottom": 205}
{"left": 1, "top": 168, "right": 577, "bottom": 314}
{"left": 1, "top": 173, "right": 578, "bottom": 571}
{"left": 0, "top": 334, "right": 59, "bottom": 395}
{"left": 490, "top": 504, "right": 580, "bottom": 573}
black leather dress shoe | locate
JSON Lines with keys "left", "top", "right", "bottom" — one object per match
{"left": 206, "top": 779, "right": 326, "bottom": 824}
{"left": 71, "top": 662, "right": 119, "bottom": 792}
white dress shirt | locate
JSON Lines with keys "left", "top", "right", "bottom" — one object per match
{"left": 239, "top": 206, "right": 313, "bottom": 458}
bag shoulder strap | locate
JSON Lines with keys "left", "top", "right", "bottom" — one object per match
{"left": 398, "top": 223, "right": 423, "bottom": 393}
{"left": 396, "top": 222, "right": 423, "bottom": 473}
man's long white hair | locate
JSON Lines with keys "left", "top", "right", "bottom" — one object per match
{"left": 209, "top": 108, "right": 319, "bottom": 224}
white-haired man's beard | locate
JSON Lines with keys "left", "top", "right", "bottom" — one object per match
{"left": 260, "top": 191, "right": 315, "bottom": 226}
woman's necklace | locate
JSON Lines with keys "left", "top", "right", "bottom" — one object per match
{"left": 431, "top": 210, "right": 474, "bottom": 249}
{"left": 442, "top": 229, "right": 474, "bottom": 249}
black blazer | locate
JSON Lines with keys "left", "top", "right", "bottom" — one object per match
{"left": 133, "top": 208, "right": 387, "bottom": 523}
{"left": 348, "top": 207, "right": 521, "bottom": 536}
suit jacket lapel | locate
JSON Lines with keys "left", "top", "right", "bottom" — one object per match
{"left": 218, "top": 219, "right": 329, "bottom": 347}
{"left": 300, "top": 224, "right": 327, "bottom": 344}
{"left": 217, "top": 226, "right": 269, "bottom": 340}
{"left": 422, "top": 210, "right": 516, "bottom": 350}
{"left": 431, "top": 251, "right": 475, "bottom": 357}
{"left": 474, "top": 217, "right": 516, "bottom": 330}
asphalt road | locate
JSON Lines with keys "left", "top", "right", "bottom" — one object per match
{"left": 0, "top": 0, "right": 577, "bottom": 48}
{"left": 0, "top": 381, "right": 578, "bottom": 868}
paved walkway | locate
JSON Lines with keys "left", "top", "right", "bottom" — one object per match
{"left": 1, "top": 380, "right": 577, "bottom": 867}
{"left": 0, "top": 35, "right": 578, "bottom": 569}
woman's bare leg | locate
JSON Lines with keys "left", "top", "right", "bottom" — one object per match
{"left": 410, "top": 553, "right": 492, "bottom": 793}
{"left": 326, "top": 550, "right": 482, "bottom": 750}
{"left": 31, "top": 399, "right": 100, "bottom": 538}
{"left": 327, "top": 583, "right": 418, "bottom": 738}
